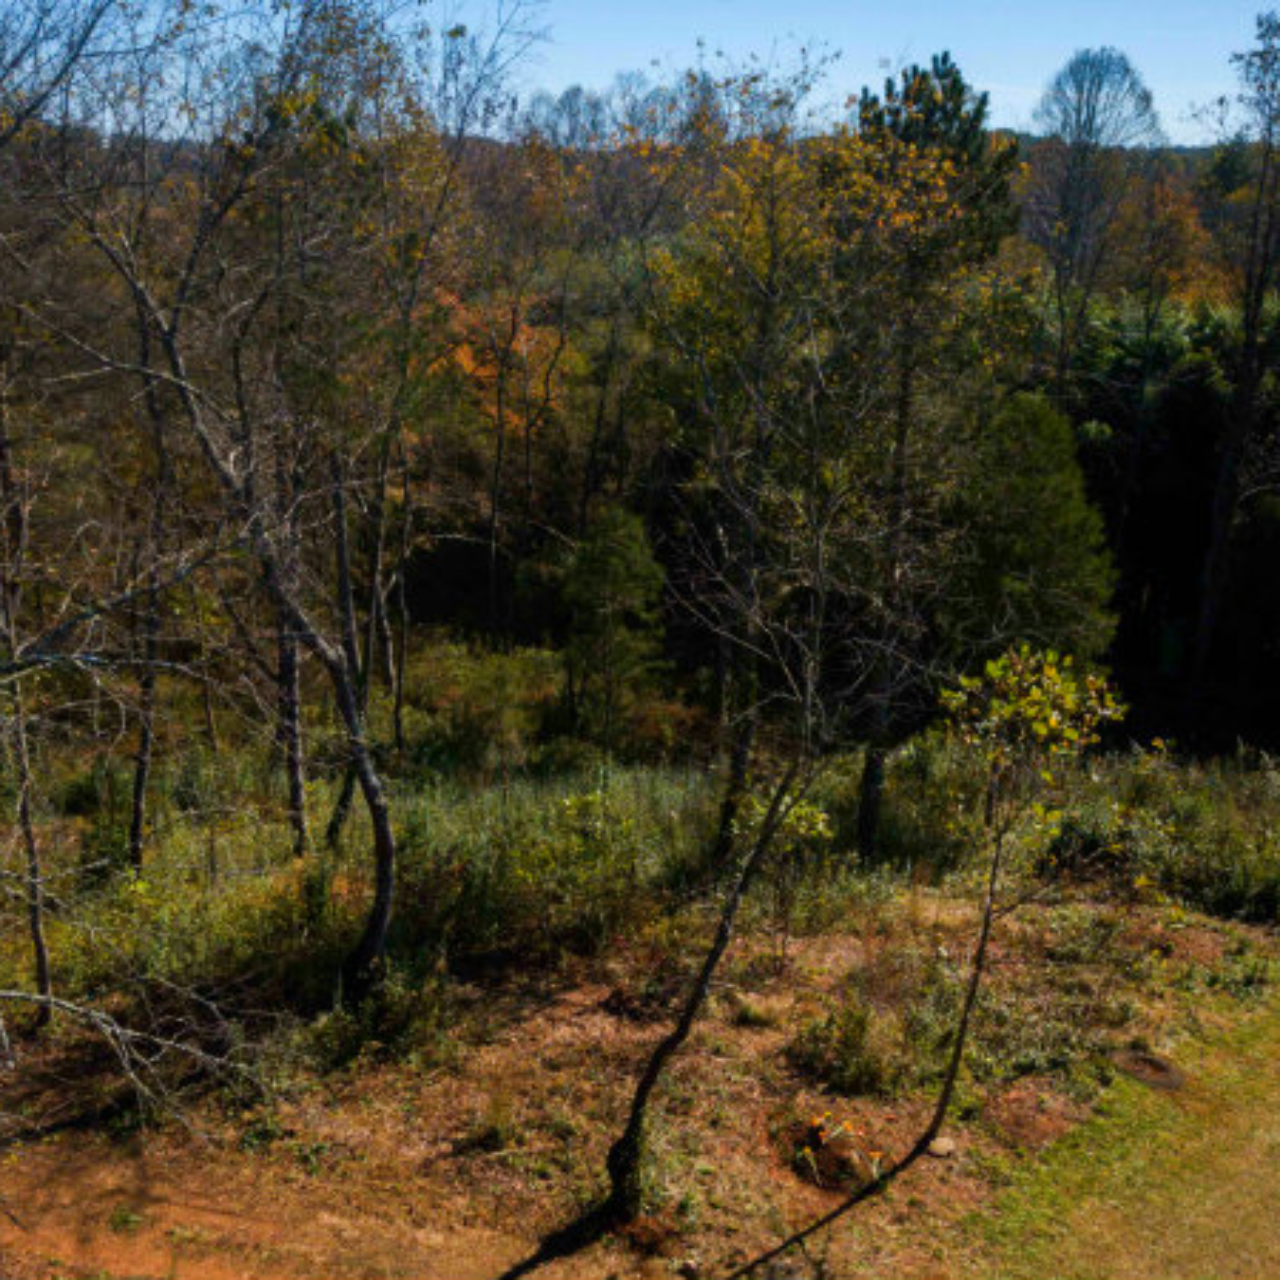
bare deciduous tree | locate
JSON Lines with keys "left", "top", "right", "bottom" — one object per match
{"left": 0, "top": 0, "right": 116, "bottom": 152}
{"left": 1027, "top": 47, "right": 1162, "bottom": 390}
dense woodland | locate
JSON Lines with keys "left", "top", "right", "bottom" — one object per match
{"left": 2, "top": 2, "right": 1280, "bottom": 1274}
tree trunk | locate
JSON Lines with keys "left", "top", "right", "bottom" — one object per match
{"left": 707, "top": 706, "right": 756, "bottom": 868}
{"left": 268, "top": 459, "right": 397, "bottom": 1001}
{"left": 325, "top": 456, "right": 370, "bottom": 850}
{"left": 390, "top": 433, "right": 417, "bottom": 754}
{"left": 392, "top": 560, "right": 409, "bottom": 754}
{"left": 605, "top": 763, "right": 802, "bottom": 1217}
{"left": 263, "top": 542, "right": 397, "bottom": 1001}
{"left": 364, "top": 444, "right": 393, "bottom": 689}
{"left": 326, "top": 767, "right": 357, "bottom": 849}
{"left": 127, "top": 298, "right": 169, "bottom": 872}
{"left": 858, "top": 344, "right": 915, "bottom": 859}
{"left": 11, "top": 691, "right": 52, "bottom": 1031}
{"left": 334, "top": 676, "right": 396, "bottom": 1001}
{"left": 196, "top": 603, "right": 220, "bottom": 752}
{"left": 856, "top": 742, "right": 887, "bottom": 860}
{"left": 128, "top": 576, "right": 158, "bottom": 870}
{"left": 278, "top": 608, "right": 308, "bottom": 858}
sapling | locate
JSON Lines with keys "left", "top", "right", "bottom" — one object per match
{"left": 723, "top": 647, "right": 1122, "bottom": 1279}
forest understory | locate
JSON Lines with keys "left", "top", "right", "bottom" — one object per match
{"left": 4, "top": 2, "right": 1280, "bottom": 1277}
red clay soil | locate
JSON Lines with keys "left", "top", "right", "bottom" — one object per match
{"left": 0, "top": 971, "right": 988, "bottom": 1280}
{"left": 0, "top": 905, "right": 1271, "bottom": 1280}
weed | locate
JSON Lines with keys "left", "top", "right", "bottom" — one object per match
{"left": 788, "top": 992, "right": 906, "bottom": 1096}
{"left": 107, "top": 1205, "right": 144, "bottom": 1235}
{"left": 239, "top": 1110, "right": 287, "bottom": 1153}
{"left": 293, "top": 1140, "right": 330, "bottom": 1176}
{"left": 729, "top": 995, "right": 777, "bottom": 1029}
{"left": 457, "top": 1092, "right": 522, "bottom": 1155}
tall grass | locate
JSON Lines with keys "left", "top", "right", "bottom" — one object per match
{"left": 392, "top": 766, "right": 716, "bottom": 962}
{"left": 0, "top": 759, "right": 717, "bottom": 1014}
{"left": 4, "top": 701, "right": 1277, "bottom": 1058}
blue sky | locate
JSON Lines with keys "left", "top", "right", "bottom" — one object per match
{"left": 515, "top": 1, "right": 1263, "bottom": 143}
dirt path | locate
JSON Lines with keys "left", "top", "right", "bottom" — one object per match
{"left": 967, "top": 999, "right": 1280, "bottom": 1280}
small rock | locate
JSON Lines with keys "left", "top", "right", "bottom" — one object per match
{"left": 927, "top": 1136, "right": 957, "bottom": 1158}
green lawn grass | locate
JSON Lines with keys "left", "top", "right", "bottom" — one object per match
{"left": 965, "top": 996, "right": 1280, "bottom": 1280}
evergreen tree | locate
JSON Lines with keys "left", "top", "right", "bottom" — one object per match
{"left": 562, "top": 506, "right": 665, "bottom": 749}
{"left": 947, "top": 394, "right": 1116, "bottom": 661}
{"left": 857, "top": 51, "right": 1021, "bottom": 257}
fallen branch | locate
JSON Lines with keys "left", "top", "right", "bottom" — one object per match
{"left": 0, "top": 989, "right": 253, "bottom": 1125}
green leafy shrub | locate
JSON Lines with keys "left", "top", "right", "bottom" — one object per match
{"left": 54, "top": 758, "right": 133, "bottom": 887}
{"left": 786, "top": 943, "right": 967, "bottom": 1097}
{"left": 55, "top": 757, "right": 130, "bottom": 818}
{"left": 36, "top": 844, "right": 351, "bottom": 1014}
{"left": 303, "top": 967, "right": 455, "bottom": 1071}
{"left": 1047, "top": 747, "right": 1280, "bottom": 923}
{"left": 788, "top": 992, "right": 905, "bottom": 1096}
{"left": 79, "top": 805, "right": 133, "bottom": 887}
{"left": 815, "top": 742, "right": 975, "bottom": 874}
{"left": 738, "top": 792, "right": 841, "bottom": 945}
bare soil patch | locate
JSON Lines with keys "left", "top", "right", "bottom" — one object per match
{"left": 0, "top": 899, "right": 1273, "bottom": 1280}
